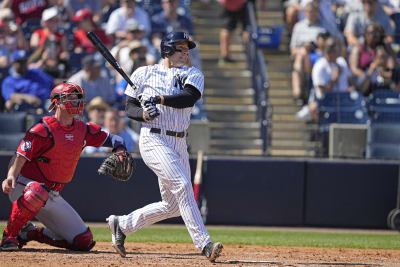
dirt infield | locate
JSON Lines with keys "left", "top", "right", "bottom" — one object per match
{"left": 1, "top": 242, "right": 400, "bottom": 267}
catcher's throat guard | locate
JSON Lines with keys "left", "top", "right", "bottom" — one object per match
{"left": 98, "top": 151, "right": 135, "bottom": 181}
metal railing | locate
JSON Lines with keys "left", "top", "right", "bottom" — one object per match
{"left": 246, "top": 2, "right": 271, "bottom": 155}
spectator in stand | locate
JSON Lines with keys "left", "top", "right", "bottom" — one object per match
{"left": 73, "top": 8, "right": 113, "bottom": 54}
{"left": 297, "top": 38, "right": 355, "bottom": 120}
{"left": 27, "top": 37, "right": 71, "bottom": 85}
{"left": 30, "top": 6, "right": 69, "bottom": 61}
{"left": 85, "top": 96, "right": 109, "bottom": 127}
{"left": 0, "top": 0, "right": 49, "bottom": 25}
{"left": 114, "top": 40, "right": 148, "bottom": 109}
{"left": 110, "top": 19, "right": 156, "bottom": 80}
{"left": 285, "top": 0, "right": 343, "bottom": 38}
{"left": 0, "top": 8, "right": 29, "bottom": 67}
{"left": 68, "top": 53, "right": 116, "bottom": 104}
{"left": 103, "top": 108, "right": 136, "bottom": 153}
{"left": 349, "top": 23, "right": 386, "bottom": 83}
{"left": 151, "top": 0, "right": 201, "bottom": 68}
{"left": 357, "top": 45, "right": 400, "bottom": 94}
{"left": 105, "top": 0, "right": 151, "bottom": 40}
{"left": 344, "top": 0, "right": 394, "bottom": 47}
{"left": 84, "top": 96, "right": 110, "bottom": 154}
{"left": 1, "top": 50, "right": 54, "bottom": 113}
{"left": 100, "top": 0, "right": 121, "bottom": 26}
{"left": 290, "top": 2, "right": 329, "bottom": 104}
{"left": 218, "top": 0, "right": 250, "bottom": 64}
{"left": 63, "top": 0, "right": 104, "bottom": 25}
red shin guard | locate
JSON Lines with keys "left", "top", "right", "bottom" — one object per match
{"left": 3, "top": 183, "right": 49, "bottom": 238}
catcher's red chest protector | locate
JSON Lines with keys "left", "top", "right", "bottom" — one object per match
{"left": 23, "top": 116, "right": 86, "bottom": 184}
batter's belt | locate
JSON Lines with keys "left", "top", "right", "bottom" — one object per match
{"left": 150, "top": 127, "right": 187, "bottom": 138}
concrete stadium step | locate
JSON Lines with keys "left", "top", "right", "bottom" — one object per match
{"left": 205, "top": 104, "right": 257, "bottom": 122}
{"left": 208, "top": 148, "right": 264, "bottom": 156}
{"left": 205, "top": 96, "right": 253, "bottom": 105}
{"left": 205, "top": 88, "right": 254, "bottom": 96}
{"left": 271, "top": 105, "right": 300, "bottom": 114}
{"left": 210, "top": 138, "right": 263, "bottom": 149}
{"left": 270, "top": 139, "right": 318, "bottom": 149}
{"left": 202, "top": 59, "right": 247, "bottom": 70}
{"left": 269, "top": 89, "right": 292, "bottom": 97}
{"left": 209, "top": 121, "right": 260, "bottom": 139}
{"left": 271, "top": 130, "right": 312, "bottom": 140}
{"left": 206, "top": 77, "right": 251, "bottom": 88}
{"left": 203, "top": 69, "right": 251, "bottom": 78}
{"left": 269, "top": 148, "right": 316, "bottom": 157}
{"left": 271, "top": 121, "right": 318, "bottom": 131}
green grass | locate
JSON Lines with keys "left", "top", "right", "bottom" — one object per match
{"left": 2, "top": 225, "right": 400, "bottom": 250}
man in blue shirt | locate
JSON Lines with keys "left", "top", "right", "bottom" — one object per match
{"left": 2, "top": 50, "right": 54, "bottom": 112}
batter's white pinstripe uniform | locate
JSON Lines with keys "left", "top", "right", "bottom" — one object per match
{"left": 119, "top": 62, "right": 211, "bottom": 250}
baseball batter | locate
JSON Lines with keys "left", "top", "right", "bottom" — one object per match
{"left": 1, "top": 82, "right": 129, "bottom": 251}
{"left": 106, "top": 31, "right": 223, "bottom": 262}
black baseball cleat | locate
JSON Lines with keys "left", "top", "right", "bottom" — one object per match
{"left": 202, "top": 241, "right": 223, "bottom": 262}
{"left": 17, "top": 221, "right": 37, "bottom": 248}
{"left": 0, "top": 236, "right": 19, "bottom": 251}
{"left": 106, "top": 215, "right": 126, "bottom": 257}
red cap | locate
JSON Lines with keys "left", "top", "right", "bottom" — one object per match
{"left": 72, "top": 9, "right": 93, "bottom": 22}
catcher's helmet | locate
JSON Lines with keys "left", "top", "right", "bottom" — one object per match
{"left": 49, "top": 82, "right": 85, "bottom": 115}
{"left": 160, "top": 31, "right": 196, "bottom": 58}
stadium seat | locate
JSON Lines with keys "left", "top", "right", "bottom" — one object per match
{"left": 0, "top": 112, "right": 27, "bottom": 133}
{"left": 318, "top": 91, "right": 369, "bottom": 132}
{"left": 0, "top": 133, "right": 25, "bottom": 151}
{"left": 368, "top": 89, "right": 400, "bottom": 123}
{"left": 366, "top": 124, "right": 400, "bottom": 159}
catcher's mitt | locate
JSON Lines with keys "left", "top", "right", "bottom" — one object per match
{"left": 98, "top": 151, "right": 135, "bottom": 181}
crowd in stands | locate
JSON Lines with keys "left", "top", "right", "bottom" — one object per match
{"left": 283, "top": 0, "right": 400, "bottom": 122}
{"left": 0, "top": 0, "right": 199, "bottom": 154}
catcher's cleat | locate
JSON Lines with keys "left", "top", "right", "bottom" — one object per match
{"left": 106, "top": 215, "right": 126, "bottom": 257}
{"left": 0, "top": 236, "right": 19, "bottom": 251}
{"left": 202, "top": 241, "right": 223, "bottom": 262}
{"left": 17, "top": 222, "right": 37, "bottom": 248}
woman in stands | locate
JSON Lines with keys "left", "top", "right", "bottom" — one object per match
{"left": 349, "top": 22, "right": 398, "bottom": 95}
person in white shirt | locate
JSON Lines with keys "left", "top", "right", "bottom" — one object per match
{"left": 105, "top": 0, "right": 151, "bottom": 40}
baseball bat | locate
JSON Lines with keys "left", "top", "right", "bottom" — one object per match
{"left": 86, "top": 31, "right": 136, "bottom": 90}
{"left": 193, "top": 150, "right": 204, "bottom": 205}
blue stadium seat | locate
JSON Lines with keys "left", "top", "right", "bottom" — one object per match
{"left": 367, "top": 89, "right": 400, "bottom": 123}
{"left": 318, "top": 91, "right": 369, "bottom": 132}
{"left": 0, "top": 112, "right": 27, "bottom": 133}
{"left": 0, "top": 133, "right": 25, "bottom": 151}
{"left": 366, "top": 124, "right": 400, "bottom": 159}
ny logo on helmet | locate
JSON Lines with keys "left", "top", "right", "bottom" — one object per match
{"left": 183, "top": 32, "right": 189, "bottom": 40}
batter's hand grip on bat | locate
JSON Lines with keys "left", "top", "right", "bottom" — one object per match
{"left": 86, "top": 31, "right": 136, "bottom": 90}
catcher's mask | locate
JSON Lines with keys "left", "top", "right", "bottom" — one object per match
{"left": 160, "top": 31, "right": 196, "bottom": 58}
{"left": 48, "top": 82, "right": 85, "bottom": 115}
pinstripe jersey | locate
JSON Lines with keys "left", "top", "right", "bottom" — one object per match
{"left": 125, "top": 62, "right": 204, "bottom": 131}
{"left": 119, "top": 61, "right": 212, "bottom": 250}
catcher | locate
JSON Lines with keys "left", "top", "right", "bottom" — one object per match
{"left": 0, "top": 82, "right": 134, "bottom": 251}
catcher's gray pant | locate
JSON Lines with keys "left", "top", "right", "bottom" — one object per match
{"left": 9, "top": 175, "right": 88, "bottom": 243}
{"left": 118, "top": 127, "right": 211, "bottom": 250}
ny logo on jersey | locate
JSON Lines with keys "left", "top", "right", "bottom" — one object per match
{"left": 174, "top": 74, "right": 187, "bottom": 90}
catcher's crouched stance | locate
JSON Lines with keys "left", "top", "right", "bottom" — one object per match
{"left": 0, "top": 82, "right": 134, "bottom": 251}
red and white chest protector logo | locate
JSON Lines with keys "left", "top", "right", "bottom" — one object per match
{"left": 65, "top": 134, "right": 74, "bottom": 141}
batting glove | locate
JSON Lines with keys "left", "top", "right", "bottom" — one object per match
{"left": 143, "top": 103, "right": 160, "bottom": 121}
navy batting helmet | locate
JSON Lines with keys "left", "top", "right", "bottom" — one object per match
{"left": 160, "top": 31, "right": 196, "bottom": 58}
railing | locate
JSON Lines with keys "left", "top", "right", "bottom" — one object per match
{"left": 246, "top": 2, "right": 271, "bottom": 155}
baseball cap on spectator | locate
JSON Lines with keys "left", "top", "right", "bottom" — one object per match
{"left": 41, "top": 6, "right": 59, "bottom": 22}
{"left": 126, "top": 20, "right": 145, "bottom": 32}
{"left": 129, "top": 40, "right": 147, "bottom": 53}
{"left": 86, "top": 96, "right": 110, "bottom": 112}
{"left": 12, "top": 50, "right": 29, "bottom": 62}
{"left": 82, "top": 53, "right": 104, "bottom": 67}
{"left": 73, "top": 9, "right": 93, "bottom": 22}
